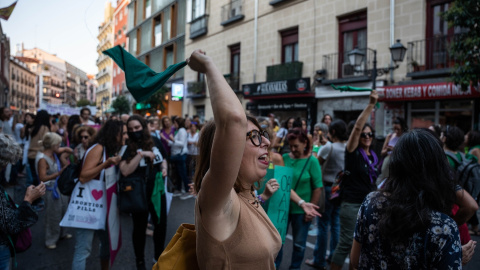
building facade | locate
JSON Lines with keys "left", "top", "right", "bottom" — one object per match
{"left": 65, "top": 62, "right": 88, "bottom": 107}
{"left": 126, "top": 0, "right": 186, "bottom": 117}
{"left": 112, "top": 0, "right": 133, "bottom": 106}
{"left": 183, "top": 0, "right": 479, "bottom": 135}
{"left": 96, "top": 2, "right": 115, "bottom": 116}
{"left": 86, "top": 74, "right": 97, "bottom": 104}
{"left": 0, "top": 23, "right": 10, "bottom": 107}
{"left": 9, "top": 57, "right": 36, "bottom": 112}
{"left": 21, "top": 47, "right": 68, "bottom": 107}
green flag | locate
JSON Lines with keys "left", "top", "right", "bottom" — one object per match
{"left": 102, "top": 45, "right": 187, "bottom": 103}
{"left": 331, "top": 84, "right": 373, "bottom": 92}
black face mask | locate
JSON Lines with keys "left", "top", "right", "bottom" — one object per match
{"left": 128, "top": 130, "right": 143, "bottom": 141}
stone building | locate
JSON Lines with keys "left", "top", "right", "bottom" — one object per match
{"left": 96, "top": 1, "right": 115, "bottom": 116}
{"left": 183, "top": 0, "right": 479, "bottom": 134}
{"left": 125, "top": 0, "right": 186, "bottom": 117}
{"left": 9, "top": 57, "right": 36, "bottom": 112}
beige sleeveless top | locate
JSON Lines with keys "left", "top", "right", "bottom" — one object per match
{"left": 195, "top": 192, "right": 281, "bottom": 270}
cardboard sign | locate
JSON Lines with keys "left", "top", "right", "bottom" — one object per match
{"left": 259, "top": 165, "right": 293, "bottom": 244}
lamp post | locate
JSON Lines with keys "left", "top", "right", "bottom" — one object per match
{"left": 347, "top": 39, "right": 407, "bottom": 90}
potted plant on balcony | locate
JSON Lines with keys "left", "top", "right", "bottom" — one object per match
{"left": 411, "top": 60, "right": 425, "bottom": 72}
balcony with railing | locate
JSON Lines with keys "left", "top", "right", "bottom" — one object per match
{"left": 187, "top": 81, "right": 206, "bottom": 98}
{"left": 221, "top": 0, "right": 244, "bottom": 26}
{"left": 321, "top": 49, "right": 374, "bottom": 83}
{"left": 97, "top": 82, "right": 111, "bottom": 93}
{"left": 96, "top": 67, "right": 112, "bottom": 80}
{"left": 266, "top": 61, "right": 303, "bottom": 81}
{"left": 406, "top": 34, "right": 458, "bottom": 78}
{"left": 224, "top": 74, "right": 241, "bottom": 92}
{"left": 190, "top": 14, "right": 209, "bottom": 39}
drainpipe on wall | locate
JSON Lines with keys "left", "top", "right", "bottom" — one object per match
{"left": 253, "top": 0, "right": 258, "bottom": 83}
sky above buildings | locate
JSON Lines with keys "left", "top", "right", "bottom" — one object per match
{"left": 3, "top": 0, "right": 114, "bottom": 75}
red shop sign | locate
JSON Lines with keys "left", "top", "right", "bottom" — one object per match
{"left": 378, "top": 82, "right": 480, "bottom": 101}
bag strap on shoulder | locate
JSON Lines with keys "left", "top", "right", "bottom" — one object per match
{"left": 293, "top": 155, "right": 312, "bottom": 191}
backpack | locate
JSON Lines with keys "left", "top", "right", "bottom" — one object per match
{"left": 57, "top": 162, "right": 80, "bottom": 196}
{"left": 329, "top": 170, "right": 350, "bottom": 206}
{"left": 445, "top": 151, "right": 480, "bottom": 201}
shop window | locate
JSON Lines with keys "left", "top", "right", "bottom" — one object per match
{"left": 280, "top": 28, "right": 298, "bottom": 63}
{"left": 338, "top": 11, "right": 367, "bottom": 78}
{"left": 409, "top": 100, "right": 473, "bottom": 132}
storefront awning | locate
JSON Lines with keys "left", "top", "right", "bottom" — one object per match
{"left": 378, "top": 82, "right": 480, "bottom": 102}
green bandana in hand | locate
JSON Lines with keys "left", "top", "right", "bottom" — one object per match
{"left": 103, "top": 45, "right": 187, "bottom": 103}
{"left": 331, "top": 84, "right": 373, "bottom": 92}
{"left": 151, "top": 172, "right": 166, "bottom": 224}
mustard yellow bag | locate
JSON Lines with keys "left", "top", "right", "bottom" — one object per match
{"left": 153, "top": 223, "right": 199, "bottom": 270}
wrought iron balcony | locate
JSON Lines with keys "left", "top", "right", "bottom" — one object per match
{"left": 407, "top": 34, "right": 458, "bottom": 77}
{"left": 321, "top": 49, "right": 374, "bottom": 82}
{"left": 266, "top": 62, "right": 303, "bottom": 81}
{"left": 190, "top": 14, "right": 209, "bottom": 39}
{"left": 224, "top": 74, "right": 240, "bottom": 92}
{"left": 187, "top": 81, "right": 206, "bottom": 98}
{"left": 221, "top": 0, "right": 244, "bottom": 26}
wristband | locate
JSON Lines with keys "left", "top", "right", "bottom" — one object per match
{"left": 297, "top": 199, "right": 305, "bottom": 206}
{"left": 257, "top": 195, "right": 265, "bottom": 205}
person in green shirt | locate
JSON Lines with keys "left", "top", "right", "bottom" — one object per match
{"left": 275, "top": 127, "right": 323, "bottom": 269}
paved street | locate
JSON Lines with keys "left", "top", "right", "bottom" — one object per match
{"left": 6, "top": 180, "right": 480, "bottom": 270}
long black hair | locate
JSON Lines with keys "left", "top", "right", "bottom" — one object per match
{"left": 378, "top": 129, "right": 456, "bottom": 243}
{"left": 31, "top": 110, "right": 51, "bottom": 138}
{"left": 126, "top": 115, "right": 154, "bottom": 161}
{"left": 92, "top": 120, "right": 124, "bottom": 157}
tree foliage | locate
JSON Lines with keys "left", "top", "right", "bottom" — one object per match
{"left": 76, "top": 99, "right": 93, "bottom": 107}
{"left": 142, "top": 86, "right": 168, "bottom": 114}
{"left": 442, "top": 0, "right": 480, "bottom": 90}
{"left": 111, "top": 95, "right": 131, "bottom": 115}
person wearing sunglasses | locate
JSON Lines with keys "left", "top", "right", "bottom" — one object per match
{"left": 330, "top": 90, "right": 380, "bottom": 270}
{"left": 188, "top": 50, "right": 281, "bottom": 269}
{"left": 73, "top": 126, "right": 96, "bottom": 162}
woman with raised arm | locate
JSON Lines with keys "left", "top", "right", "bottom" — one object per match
{"left": 189, "top": 50, "right": 281, "bottom": 269}
{"left": 330, "top": 90, "right": 379, "bottom": 270}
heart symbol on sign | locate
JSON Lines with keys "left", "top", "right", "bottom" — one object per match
{"left": 92, "top": 189, "right": 103, "bottom": 201}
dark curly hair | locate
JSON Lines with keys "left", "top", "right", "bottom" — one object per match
{"left": 443, "top": 125, "right": 464, "bottom": 151}
{"left": 92, "top": 120, "right": 124, "bottom": 157}
{"left": 378, "top": 129, "right": 456, "bottom": 243}
{"left": 125, "top": 115, "right": 154, "bottom": 162}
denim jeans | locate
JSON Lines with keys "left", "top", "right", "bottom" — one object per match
{"left": 170, "top": 154, "right": 189, "bottom": 192}
{"left": 0, "top": 245, "right": 10, "bottom": 270}
{"left": 72, "top": 228, "right": 110, "bottom": 270}
{"left": 275, "top": 213, "right": 311, "bottom": 269}
{"left": 313, "top": 185, "right": 340, "bottom": 267}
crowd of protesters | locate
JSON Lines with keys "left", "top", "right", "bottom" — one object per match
{"left": 0, "top": 51, "right": 478, "bottom": 270}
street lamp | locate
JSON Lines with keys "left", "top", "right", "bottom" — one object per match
{"left": 348, "top": 39, "right": 407, "bottom": 90}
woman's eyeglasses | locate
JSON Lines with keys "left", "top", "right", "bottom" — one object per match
{"left": 360, "top": 132, "right": 374, "bottom": 138}
{"left": 246, "top": 130, "right": 270, "bottom": 146}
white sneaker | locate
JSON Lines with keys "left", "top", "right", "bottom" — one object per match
{"left": 180, "top": 194, "right": 194, "bottom": 200}
{"left": 308, "top": 227, "right": 318, "bottom": 236}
